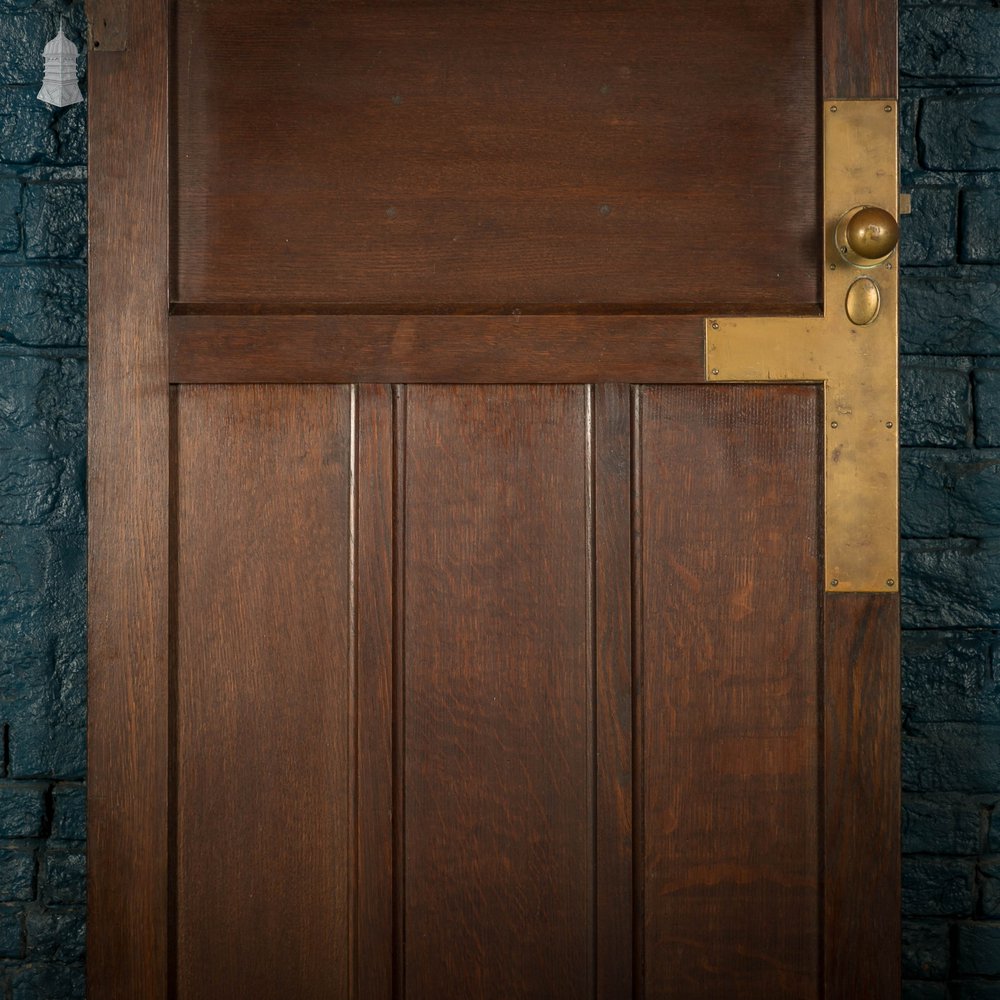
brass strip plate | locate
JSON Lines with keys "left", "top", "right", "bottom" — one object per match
{"left": 707, "top": 100, "right": 898, "bottom": 593}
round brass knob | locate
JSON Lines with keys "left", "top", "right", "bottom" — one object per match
{"left": 836, "top": 205, "right": 899, "bottom": 266}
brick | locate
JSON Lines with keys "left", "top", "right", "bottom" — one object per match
{"left": 0, "top": 849, "right": 35, "bottom": 902}
{"left": 902, "top": 538, "right": 1000, "bottom": 628}
{"left": 9, "top": 961, "right": 84, "bottom": 1000}
{"left": 0, "top": 265, "right": 87, "bottom": 346}
{"left": 901, "top": 268, "right": 1000, "bottom": 355}
{"left": 903, "top": 858, "right": 976, "bottom": 916}
{"left": 903, "top": 920, "right": 950, "bottom": 979}
{"left": 902, "top": 633, "right": 1000, "bottom": 726}
{"left": 982, "top": 862, "right": 1000, "bottom": 918}
{"left": 957, "top": 985, "right": 1000, "bottom": 1000}
{"left": 963, "top": 190, "right": 1000, "bottom": 264}
{"left": 901, "top": 450, "right": 1000, "bottom": 539}
{"left": 0, "top": 87, "right": 58, "bottom": 165}
{"left": 976, "top": 368, "right": 1000, "bottom": 446}
{"left": 956, "top": 922, "right": 1000, "bottom": 976}
{"left": 903, "top": 794, "right": 984, "bottom": 854}
{"left": 0, "top": 356, "right": 86, "bottom": 529}
{"left": 901, "top": 6, "right": 1000, "bottom": 80}
{"left": 900, "top": 358, "right": 970, "bottom": 446}
{"left": 903, "top": 982, "right": 949, "bottom": 1000}
{"left": 0, "top": 904, "right": 24, "bottom": 959}
{"left": 0, "top": 783, "right": 47, "bottom": 838}
{"left": 0, "top": 177, "right": 19, "bottom": 251}
{"left": 54, "top": 101, "right": 86, "bottom": 167}
{"left": 49, "top": 784, "right": 83, "bottom": 841}
{"left": 901, "top": 187, "right": 958, "bottom": 266}
{"left": 2, "top": 639, "right": 87, "bottom": 781}
{"left": 0, "top": 13, "right": 53, "bottom": 86}
{"left": 40, "top": 850, "right": 83, "bottom": 905}
{"left": 903, "top": 723, "right": 1000, "bottom": 793}
{"left": 902, "top": 94, "right": 922, "bottom": 178}
{"left": 22, "top": 184, "right": 86, "bottom": 260}
{"left": 24, "top": 906, "right": 84, "bottom": 960}
{"left": 920, "top": 96, "right": 1000, "bottom": 172}
{"left": 991, "top": 810, "right": 1000, "bottom": 853}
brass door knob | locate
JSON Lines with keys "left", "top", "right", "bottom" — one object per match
{"left": 836, "top": 205, "right": 899, "bottom": 266}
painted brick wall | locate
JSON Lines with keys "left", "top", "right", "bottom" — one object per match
{"left": 0, "top": 0, "right": 87, "bottom": 997}
{"left": 900, "top": 2, "right": 1000, "bottom": 997}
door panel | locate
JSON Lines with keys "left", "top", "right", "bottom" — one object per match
{"left": 639, "top": 385, "right": 822, "bottom": 998}
{"left": 175, "top": 385, "right": 354, "bottom": 998}
{"left": 174, "top": 0, "right": 820, "bottom": 311}
{"left": 402, "top": 386, "right": 593, "bottom": 999}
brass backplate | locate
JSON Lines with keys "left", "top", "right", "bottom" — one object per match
{"left": 706, "top": 101, "right": 898, "bottom": 593}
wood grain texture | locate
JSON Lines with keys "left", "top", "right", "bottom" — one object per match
{"left": 638, "top": 384, "right": 823, "bottom": 999}
{"left": 87, "top": 3, "right": 170, "bottom": 997}
{"left": 594, "top": 384, "right": 634, "bottom": 1000}
{"left": 174, "top": 0, "right": 820, "bottom": 312}
{"left": 168, "top": 314, "right": 707, "bottom": 385}
{"left": 402, "top": 386, "right": 595, "bottom": 999}
{"left": 823, "top": 0, "right": 898, "bottom": 98}
{"left": 356, "top": 385, "right": 396, "bottom": 999}
{"left": 824, "top": 593, "right": 901, "bottom": 1000}
{"left": 174, "top": 385, "right": 353, "bottom": 999}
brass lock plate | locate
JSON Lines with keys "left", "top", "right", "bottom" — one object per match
{"left": 706, "top": 100, "right": 898, "bottom": 593}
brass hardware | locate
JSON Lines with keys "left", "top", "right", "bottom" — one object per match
{"left": 836, "top": 205, "right": 899, "bottom": 266}
{"left": 845, "top": 277, "right": 881, "bottom": 325}
{"left": 899, "top": 192, "right": 912, "bottom": 216}
{"left": 707, "top": 101, "right": 898, "bottom": 593}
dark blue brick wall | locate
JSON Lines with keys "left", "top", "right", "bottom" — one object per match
{"left": 0, "top": 0, "right": 87, "bottom": 997}
{"left": 901, "top": 0, "right": 1000, "bottom": 995}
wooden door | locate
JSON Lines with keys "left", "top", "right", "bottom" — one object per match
{"left": 88, "top": 2, "right": 900, "bottom": 998}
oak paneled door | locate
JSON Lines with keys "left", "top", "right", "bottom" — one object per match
{"left": 88, "top": 1, "right": 900, "bottom": 997}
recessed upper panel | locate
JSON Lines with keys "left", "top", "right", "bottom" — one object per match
{"left": 174, "top": 0, "right": 819, "bottom": 311}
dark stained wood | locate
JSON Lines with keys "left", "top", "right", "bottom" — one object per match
{"left": 594, "top": 384, "right": 634, "bottom": 999}
{"left": 638, "top": 384, "right": 823, "bottom": 999}
{"left": 92, "top": 0, "right": 902, "bottom": 994}
{"left": 168, "top": 314, "right": 707, "bottom": 384}
{"left": 174, "top": 385, "right": 353, "bottom": 998}
{"left": 402, "top": 386, "right": 595, "bottom": 999}
{"left": 823, "top": 0, "right": 898, "bottom": 99}
{"left": 356, "top": 384, "right": 396, "bottom": 999}
{"left": 824, "top": 593, "right": 901, "bottom": 1000}
{"left": 174, "top": 0, "right": 821, "bottom": 312}
{"left": 87, "top": 3, "right": 170, "bottom": 998}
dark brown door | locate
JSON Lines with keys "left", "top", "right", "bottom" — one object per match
{"left": 88, "top": 2, "right": 900, "bottom": 998}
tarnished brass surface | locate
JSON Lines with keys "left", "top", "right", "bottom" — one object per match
{"left": 837, "top": 204, "right": 900, "bottom": 266}
{"left": 707, "top": 100, "right": 898, "bottom": 593}
{"left": 845, "top": 277, "right": 881, "bottom": 325}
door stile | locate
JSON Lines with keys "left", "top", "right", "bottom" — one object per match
{"left": 823, "top": 593, "right": 901, "bottom": 999}
{"left": 823, "top": 0, "right": 898, "bottom": 99}
{"left": 824, "top": 5, "right": 901, "bottom": 995}
{"left": 88, "top": 1, "right": 172, "bottom": 998}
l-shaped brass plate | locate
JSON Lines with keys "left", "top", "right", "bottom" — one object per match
{"left": 706, "top": 100, "right": 898, "bottom": 593}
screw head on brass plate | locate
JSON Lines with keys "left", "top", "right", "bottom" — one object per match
{"left": 836, "top": 205, "right": 899, "bottom": 267}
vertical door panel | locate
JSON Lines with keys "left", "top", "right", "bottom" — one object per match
{"left": 402, "top": 385, "right": 595, "bottom": 999}
{"left": 175, "top": 385, "right": 354, "bottom": 999}
{"left": 638, "top": 385, "right": 823, "bottom": 999}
